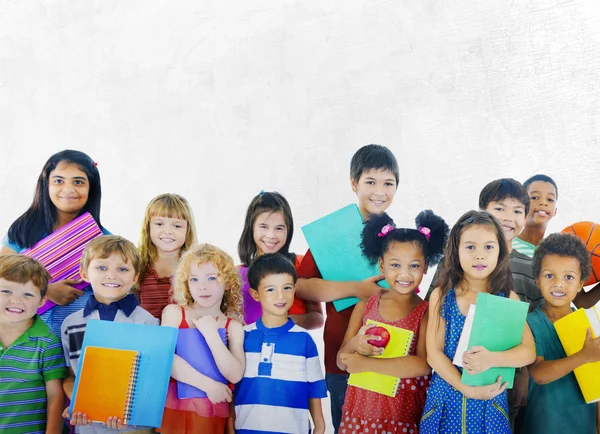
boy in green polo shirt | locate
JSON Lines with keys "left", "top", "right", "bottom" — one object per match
{"left": 0, "top": 255, "right": 68, "bottom": 434}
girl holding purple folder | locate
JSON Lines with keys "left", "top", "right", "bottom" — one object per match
{"left": 0, "top": 150, "right": 108, "bottom": 336}
{"left": 159, "top": 243, "right": 245, "bottom": 434}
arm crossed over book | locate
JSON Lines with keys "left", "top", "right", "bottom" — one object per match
{"left": 553, "top": 303, "right": 600, "bottom": 403}
{"left": 453, "top": 292, "right": 535, "bottom": 388}
{"left": 344, "top": 320, "right": 430, "bottom": 397}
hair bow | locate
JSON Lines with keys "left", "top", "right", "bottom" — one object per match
{"left": 419, "top": 226, "right": 431, "bottom": 241}
{"left": 378, "top": 224, "right": 394, "bottom": 238}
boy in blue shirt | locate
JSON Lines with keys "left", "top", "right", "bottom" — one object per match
{"left": 61, "top": 235, "right": 157, "bottom": 433}
{"left": 236, "top": 253, "right": 327, "bottom": 434}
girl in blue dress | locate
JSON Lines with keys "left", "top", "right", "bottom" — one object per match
{"left": 421, "top": 210, "right": 536, "bottom": 433}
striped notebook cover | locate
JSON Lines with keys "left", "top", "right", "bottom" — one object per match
{"left": 347, "top": 320, "right": 414, "bottom": 397}
{"left": 21, "top": 212, "right": 102, "bottom": 314}
{"left": 71, "top": 347, "right": 140, "bottom": 425}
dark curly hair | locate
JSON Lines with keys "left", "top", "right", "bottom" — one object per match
{"left": 532, "top": 233, "right": 591, "bottom": 282}
{"left": 361, "top": 210, "right": 449, "bottom": 266}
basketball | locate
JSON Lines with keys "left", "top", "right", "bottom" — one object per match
{"left": 561, "top": 222, "right": 600, "bottom": 286}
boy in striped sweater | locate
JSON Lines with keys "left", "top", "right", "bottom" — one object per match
{"left": 0, "top": 255, "right": 67, "bottom": 434}
{"left": 235, "top": 253, "right": 327, "bottom": 434}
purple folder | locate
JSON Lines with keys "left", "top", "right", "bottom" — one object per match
{"left": 176, "top": 328, "right": 227, "bottom": 399}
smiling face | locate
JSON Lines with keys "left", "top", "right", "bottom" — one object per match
{"left": 351, "top": 169, "right": 397, "bottom": 220}
{"left": 484, "top": 198, "right": 526, "bottom": 243}
{"left": 150, "top": 216, "right": 188, "bottom": 254}
{"left": 379, "top": 241, "right": 427, "bottom": 295}
{"left": 0, "top": 279, "right": 44, "bottom": 325}
{"left": 252, "top": 211, "right": 288, "bottom": 257}
{"left": 48, "top": 161, "right": 90, "bottom": 216}
{"left": 526, "top": 181, "right": 558, "bottom": 226}
{"left": 250, "top": 272, "right": 295, "bottom": 321}
{"left": 537, "top": 254, "right": 583, "bottom": 308}
{"left": 458, "top": 225, "right": 500, "bottom": 283}
{"left": 188, "top": 262, "right": 226, "bottom": 309}
{"left": 82, "top": 253, "right": 138, "bottom": 305}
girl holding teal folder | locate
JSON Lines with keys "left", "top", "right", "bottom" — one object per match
{"left": 421, "top": 211, "right": 536, "bottom": 433}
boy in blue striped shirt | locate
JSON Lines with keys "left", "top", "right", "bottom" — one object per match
{"left": 235, "top": 253, "right": 327, "bottom": 434}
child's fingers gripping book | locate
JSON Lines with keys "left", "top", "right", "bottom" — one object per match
{"left": 453, "top": 292, "right": 529, "bottom": 388}
{"left": 69, "top": 320, "right": 178, "bottom": 427}
{"left": 554, "top": 302, "right": 600, "bottom": 403}
{"left": 301, "top": 204, "right": 389, "bottom": 311}
{"left": 347, "top": 320, "right": 414, "bottom": 397}
{"left": 176, "top": 328, "right": 228, "bottom": 399}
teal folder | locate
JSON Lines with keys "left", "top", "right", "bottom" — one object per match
{"left": 301, "top": 204, "right": 388, "bottom": 311}
{"left": 460, "top": 292, "right": 529, "bottom": 388}
{"left": 70, "top": 320, "right": 178, "bottom": 427}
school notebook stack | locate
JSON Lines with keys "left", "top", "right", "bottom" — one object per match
{"left": 347, "top": 320, "right": 414, "bottom": 397}
{"left": 20, "top": 212, "right": 102, "bottom": 314}
{"left": 301, "top": 204, "right": 388, "bottom": 311}
{"left": 454, "top": 292, "right": 528, "bottom": 388}
{"left": 176, "top": 328, "right": 227, "bottom": 399}
{"left": 69, "top": 320, "right": 178, "bottom": 427}
{"left": 71, "top": 347, "right": 140, "bottom": 424}
{"left": 554, "top": 302, "right": 600, "bottom": 403}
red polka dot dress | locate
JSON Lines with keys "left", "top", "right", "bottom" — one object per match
{"left": 339, "top": 295, "right": 430, "bottom": 434}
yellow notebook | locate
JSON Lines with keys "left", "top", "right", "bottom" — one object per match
{"left": 554, "top": 305, "right": 600, "bottom": 403}
{"left": 347, "top": 320, "right": 414, "bottom": 397}
{"left": 71, "top": 346, "right": 140, "bottom": 424}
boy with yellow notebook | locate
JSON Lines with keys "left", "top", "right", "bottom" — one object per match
{"left": 524, "top": 233, "right": 600, "bottom": 434}
{"left": 60, "top": 236, "right": 158, "bottom": 433}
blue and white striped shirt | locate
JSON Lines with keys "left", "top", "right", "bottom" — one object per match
{"left": 235, "top": 319, "right": 327, "bottom": 434}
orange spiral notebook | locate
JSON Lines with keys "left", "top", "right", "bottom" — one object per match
{"left": 71, "top": 346, "right": 140, "bottom": 424}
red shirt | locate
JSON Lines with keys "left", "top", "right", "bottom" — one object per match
{"left": 297, "top": 249, "right": 354, "bottom": 375}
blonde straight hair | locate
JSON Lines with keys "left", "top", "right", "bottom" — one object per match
{"left": 137, "top": 194, "right": 197, "bottom": 286}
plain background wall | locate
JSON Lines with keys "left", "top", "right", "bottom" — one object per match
{"left": 1, "top": 1, "right": 600, "bottom": 431}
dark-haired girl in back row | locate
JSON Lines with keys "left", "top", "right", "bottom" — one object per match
{"left": 0, "top": 150, "right": 109, "bottom": 336}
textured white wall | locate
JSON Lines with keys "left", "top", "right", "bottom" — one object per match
{"left": 1, "top": 1, "right": 600, "bottom": 430}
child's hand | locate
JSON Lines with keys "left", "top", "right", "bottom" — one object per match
{"left": 580, "top": 328, "right": 600, "bottom": 363}
{"left": 206, "top": 380, "right": 233, "bottom": 405}
{"left": 356, "top": 274, "right": 386, "bottom": 299}
{"left": 339, "top": 353, "right": 367, "bottom": 374}
{"left": 47, "top": 280, "right": 85, "bottom": 305}
{"left": 462, "top": 377, "right": 507, "bottom": 400}
{"left": 193, "top": 315, "right": 220, "bottom": 338}
{"left": 462, "top": 346, "right": 494, "bottom": 374}
{"left": 67, "top": 411, "right": 93, "bottom": 426}
{"left": 351, "top": 324, "right": 385, "bottom": 357}
{"left": 104, "top": 416, "right": 126, "bottom": 430}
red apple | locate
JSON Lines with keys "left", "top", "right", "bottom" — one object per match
{"left": 367, "top": 326, "right": 390, "bottom": 348}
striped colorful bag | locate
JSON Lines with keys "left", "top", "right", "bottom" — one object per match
{"left": 21, "top": 212, "right": 103, "bottom": 314}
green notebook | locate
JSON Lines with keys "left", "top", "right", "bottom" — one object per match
{"left": 301, "top": 204, "right": 388, "bottom": 311}
{"left": 457, "top": 292, "right": 529, "bottom": 388}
